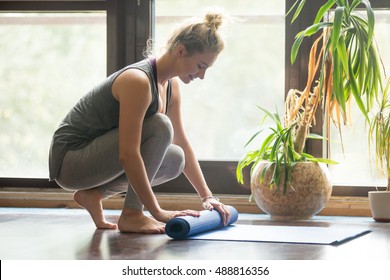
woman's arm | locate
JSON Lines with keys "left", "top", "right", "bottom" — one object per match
{"left": 167, "top": 78, "right": 231, "bottom": 225}
{"left": 113, "top": 70, "right": 199, "bottom": 223}
{"left": 113, "top": 69, "right": 163, "bottom": 215}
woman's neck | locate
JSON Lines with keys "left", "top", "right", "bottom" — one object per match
{"left": 155, "top": 53, "right": 177, "bottom": 84}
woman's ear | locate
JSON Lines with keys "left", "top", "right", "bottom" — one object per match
{"left": 174, "top": 43, "right": 187, "bottom": 57}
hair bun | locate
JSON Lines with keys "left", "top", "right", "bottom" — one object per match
{"left": 204, "top": 12, "right": 223, "bottom": 30}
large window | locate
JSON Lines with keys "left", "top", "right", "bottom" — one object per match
{"left": 0, "top": 0, "right": 389, "bottom": 194}
{"left": 155, "top": 0, "right": 390, "bottom": 190}
{"left": 155, "top": 0, "right": 285, "bottom": 160}
{"left": 0, "top": 12, "right": 106, "bottom": 178}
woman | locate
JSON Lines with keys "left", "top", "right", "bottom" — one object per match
{"left": 49, "top": 11, "right": 231, "bottom": 234}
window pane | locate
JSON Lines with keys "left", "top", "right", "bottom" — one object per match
{"left": 155, "top": 0, "right": 285, "bottom": 160}
{"left": 329, "top": 10, "right": 390, "bottom": 187}
{"left": 0, "top": 12, "right": 106, "bottom": 178}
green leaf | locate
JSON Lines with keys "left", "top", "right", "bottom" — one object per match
{"left": 314, "top": 0, "right": 335, "bottom": 24}
{"left": 260, "top": 162, "right": 274, "bottom": 184}
{"left": 303, "top": 22, "right": 333, "bottom": 37}
{"left": 269, "top": 135, "right": 282, "bottom": 161}
{"left": 350, "top": 0, "right": 361, "bottom": 11}
{"left": 301, "top": 153, "right": 339, "bottom": 165}
{"left": 282, "top": 163, "right": 290, "bottom": 194}
{"left": 307, "top": 133, "right": 328, "bottom": 140}
{"left": 286, "top": 0, "right": 301, "bottom": 18}
{"left": 291, "top": 34, "right": 304, "bottom": 64}
{"left": 244, "top": 129, "right": 264, "bottom": 148}
{"left": 259, "top": 133, "right": 277, "bottom": 158}
{"left": 335, "top": 0, "right": 345, "bottom": 6}
{"left": 333, "top": 50, "right": 347, "bottom": 114}
{"left": 256, "top": 105, "right": 283, "bottom": 131}
{"left": 348, "top": 59, "right": 370, "bottom": 123}
{"left": 359, "top": 44, "right": 368, "bottom": 92}
{"left": 337, "top": 35, "right": 349, "bottom": 75}
{"left": 360, "top": 0, "right": 375, "bottom": 48}
{"left": 330, "top": 6, "right": 344, "bottom": 52}
{"left": 291, "top": 22, "right": 332, "bottom": 64}
{"left": 290, "top": 0, "right": 307, "bottom": 23}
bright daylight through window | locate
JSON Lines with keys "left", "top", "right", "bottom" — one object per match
{"left": 154, "top": 0, "right": 285, "bottom": 161}
{"left": 0, "top": 1, "right": 388, "bottom": 189}
{"left": 0, "top": 12, "right": 106, "bottom": 178}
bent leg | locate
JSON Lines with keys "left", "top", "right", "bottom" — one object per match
{"left": 56, "top": 128, "right": 124, "bottom": 229}
{"left": 118, "top": 144, "right": 184, "bottom": 233}
{"left": 122, "top": 114, "right": 177, "bottom": 209}
{"left": 55, "top": 114, "right": 184, "bottom": 232}
{"left": 56, "top": 128, "right": 124, "bottom": 191}
{"left": 73, "top": 188, "right": 117, "bottom": 229}
{"left": 119, "top": 115, "right": 185, "bottom": 233}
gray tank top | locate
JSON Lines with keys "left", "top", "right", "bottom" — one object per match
{"left": 48, "top": 58, "right": 172, "bottom": 180}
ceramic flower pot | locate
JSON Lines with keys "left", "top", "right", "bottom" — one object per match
{"left": 368, "top": 191, "right": 390, "bottom": 222}
{"left": 251, "top": 161, "right": 332, "bottom": 220}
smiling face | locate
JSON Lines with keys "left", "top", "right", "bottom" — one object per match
{"left": 175, "top": 45, "right": 219, "bottom": 84}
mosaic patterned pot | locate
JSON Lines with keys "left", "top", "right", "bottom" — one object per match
{"left": 251, "top": 161, "right": 332, "bottom": 220}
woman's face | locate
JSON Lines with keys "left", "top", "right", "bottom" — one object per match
{"left": 177, "top": 48, "right": 219, "bottom": 84}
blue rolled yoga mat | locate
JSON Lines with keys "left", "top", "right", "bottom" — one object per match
{"left": 165, "top": 205, "right": 238, "bottom": 239}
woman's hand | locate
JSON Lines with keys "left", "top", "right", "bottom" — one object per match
{"left": 202, "top": 196, "right": 232, "bottom": 226}
{"left": 153, "top": 209, "right": 200, "bottom": 223}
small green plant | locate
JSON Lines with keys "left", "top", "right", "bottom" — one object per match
{"left": 236, "top": 106, "right": 337, "bottom": 194}
{"left": 368, "top": 78, "right": 390, "bottom": 191}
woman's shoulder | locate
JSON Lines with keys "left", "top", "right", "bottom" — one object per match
{"left": 112, "top": 59, "right": 151, "bottom": 86}
{"left": 111, "top": 58, "right": 157, "bottom": 107}
{"left": 116, "top": 67, "right": 150, "bottom": 84}
{"left": 112, "top": 68, "right": 151, "bottom": 101}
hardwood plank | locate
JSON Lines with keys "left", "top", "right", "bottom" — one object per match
{"left": 0, "top": 207, "right": 388, "bottom": 260}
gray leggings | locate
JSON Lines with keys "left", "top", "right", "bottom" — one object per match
{"left": 55, "top": 113, "right": 185, "bottom": 211}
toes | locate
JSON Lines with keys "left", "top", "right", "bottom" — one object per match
{"left": 96, "top": 222, "right": 118, "bottom": 230}
{"left": 108, "top": 223, "right": 119, "bottom": 230}
{"left": 141, "top": 226, "right": 165, "bottom": 234}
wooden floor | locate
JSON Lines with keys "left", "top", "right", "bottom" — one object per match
{"left": 0, "top": 207, "right": 389, "bottom": 260}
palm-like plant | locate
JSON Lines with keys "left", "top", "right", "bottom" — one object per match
{"left": 237, "top": 0, "right": 386, "bottom": 191}
{"left": 288, "top": 0, "right": 384, "bottom": 153}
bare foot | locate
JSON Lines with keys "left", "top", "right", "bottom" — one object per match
{"left": 118, "top": 208, "right": 166, "bottom": 234}
{"left": 73, "top": 189, "right": 118, "bottom": 230}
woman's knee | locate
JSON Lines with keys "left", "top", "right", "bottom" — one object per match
{"left": 151, "top": 144, "right": 185, "bottom": 186}
{"left": 165, "top": 144, "right": 185, "bottom": 179}
{"left": 144, "top": 113, "right": 173, "bottom": 144}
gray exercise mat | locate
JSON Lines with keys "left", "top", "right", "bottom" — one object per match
{"left": 188, "top": 224, "right": 372, "bottom": 245}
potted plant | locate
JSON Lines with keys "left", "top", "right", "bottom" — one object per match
{"left": 236, "top": 106, "right": 335, "bottom": 219}
{"left": 368, "top": 78, "right": 390, "bottom": 222}
{"left": 236, "top": 0, "right": 386, "bottom": 219}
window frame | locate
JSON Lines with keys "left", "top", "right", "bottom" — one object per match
{"left": 0, "top": 0, "right": 389, "bottom": 197}
{"left": 0, "top": 0, "right": 152, "bottom": 188}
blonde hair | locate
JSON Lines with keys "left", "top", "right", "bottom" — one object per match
{"left": 166, "top": 11, "right": 225, "bottom": 55}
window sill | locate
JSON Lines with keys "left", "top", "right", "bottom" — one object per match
{"left": 0, "top": 187, "right": 372, "bottom": 217}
